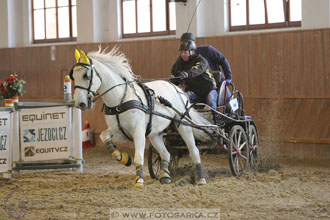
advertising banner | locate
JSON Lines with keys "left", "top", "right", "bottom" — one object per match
{"left": 20, "top": 106, "right": 70, "bottom": 162}
{"left": 0, "top": 111, "right": 11, "bottom": 173}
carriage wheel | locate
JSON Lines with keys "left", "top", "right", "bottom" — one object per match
{"left": 148, "top": 144, "right": 161, "bottom": 179}
{"left": 249, "top": 124, "right": 259, "bottom": 169}
{"left": 228, "top": 125, "right": 249, "bottom": 176}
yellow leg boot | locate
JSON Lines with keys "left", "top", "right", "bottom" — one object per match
{"left": 134, "top": 165, "right": 144, "bottom": 187}
{"left": 104, "top": 140, "right": 132, "bottom": 166}
{"left": 105, "top": 140, "right": 121, "bottom": 160}
{"left": 118, "top": 152, "right": 132, "bottom": 167}
{"left": 134, "top": 176, "right": 144, "bottom": 188}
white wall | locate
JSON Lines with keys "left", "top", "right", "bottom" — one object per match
{"left": 108, "top": 0, "right": 120, "bottom": 41}
{"left": 0, "top": 0, "right": 9, "bottom": 48}
{"left": 93, "top": 0, "right": 112, "bottom": 42}
{"left": 176, "top": 0, "right": 229, "bottom": 38}
{"left": 77, "top": 0, "right": 120, "bottom": 43}
{"left": 7, "top": 0, "right": 24, "bottom": 47}
{"left": 175, "top": 0, "right": 198, "bottom": 39}
{"left": 76, "top": 0, "right": 95, "bottom": 43}
{"left": 302, "top": 0, "right": 330, "bottom": 29}
{"left": 22, "top": 0, "right": 31, "bottom": 46}
{"left": 197, "top": 0, "right": 224, "bottom": 37}
{"left": 0, "top": 0, "right": 38, "bottom": 48}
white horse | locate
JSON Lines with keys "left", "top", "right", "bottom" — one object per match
{"left": 71, "top": 48, "right": 213, "bottom": 187}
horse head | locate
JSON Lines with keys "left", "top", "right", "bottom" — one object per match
{"left": 70, "top": 49, "right": 102, "bottom": 110}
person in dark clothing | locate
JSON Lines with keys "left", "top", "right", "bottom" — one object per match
{"left": 180, "top": 32, "right": 233, "bottom": 86}
{"left": 180, "top": 33, "right": 233, "bottom": 107}
{"left": 196, "top": 45, "right": 232, "bottom": 85}
{"left": 170, "top": 39, "right": 218, "bottom": 109}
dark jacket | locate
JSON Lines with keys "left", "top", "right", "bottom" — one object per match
{"left": 171, "top": 53, "right": 216, "bottom": 97}
{"left": 196, "top": 45, "right": 232, "bottom": 80}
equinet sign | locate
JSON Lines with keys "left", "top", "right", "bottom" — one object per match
{"left": 21, "top": 112, "right": 66, "bottom": 123}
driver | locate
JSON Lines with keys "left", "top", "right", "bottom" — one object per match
{"left": 170, "top": 38, "right": 218, "bottom": 109}
{"left": 180, "top": 33, "right": 233, "bottom": 109}
{"left": 180, "top": 32, "right": 232, "bottom": 87}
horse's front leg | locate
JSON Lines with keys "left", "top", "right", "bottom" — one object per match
{"left": 100, "top": 130, "right": 132, "bottom": 166}
{"left": 132, "top": 125, "right": 146, "bottom": 188}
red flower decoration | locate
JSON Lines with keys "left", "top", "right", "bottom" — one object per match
{"left": 1, "top": 86, "right": 6, "bottom": 94}
{"left": 0, "top": 73, "right": 26, "bottom": 100}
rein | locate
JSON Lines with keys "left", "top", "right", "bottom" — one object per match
{"left": 141, "top": 76, "right": 181, "bottom": 82}
{"left": 92, "top": 79, "right": 134, "bottom": 103}
{"left": 93, "top": 76, "right": 181, "bottom": 103}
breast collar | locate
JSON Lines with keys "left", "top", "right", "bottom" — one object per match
{"left": 103, "top": 79, "right": 155, "bottom": 141}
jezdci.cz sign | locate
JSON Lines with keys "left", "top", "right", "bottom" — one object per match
{"left": 20, "top": 106, "right": 70, "bottom": 161}
{"left": 0, "top": 112, "right": 11, "bottom": 173}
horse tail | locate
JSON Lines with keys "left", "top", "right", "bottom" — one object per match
{"left": 189, "top": 108, "right": 213, "bottom": 142}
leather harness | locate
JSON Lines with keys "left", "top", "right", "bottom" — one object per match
{"left": 103, "top": 80, "right": 155, "bottom": 142}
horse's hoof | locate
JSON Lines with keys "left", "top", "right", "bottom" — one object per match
{"left": 160, "top": 177, "right": 171, "bottom": 184}
{"left": 134, "top": 182, "right": 144, "bottom": 188}
{"left": 197, "top": 178, "right": 207, "bottom": 185}
{"left": 125, "top": 156, "right": 132, "bottom": 167}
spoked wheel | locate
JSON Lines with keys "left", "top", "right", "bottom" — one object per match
{"left": 148, "top": 144, "right": 161, "bottom": 179}
{"left": 228, "top": 125, "right": 249, "bottom": 176}
{"left": 249, "top": 124, "right": 259, "bottom": 169}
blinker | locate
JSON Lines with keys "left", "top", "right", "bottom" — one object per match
{"left": 69, "top": 68, "right": 74, "bottom": 80}
{"left": 69, "top": 63, "right": 92, "bottom": 81}
{"left": 84, "top": 68, "right": 92, "bottom": 80}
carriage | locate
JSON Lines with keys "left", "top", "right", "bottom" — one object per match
{"left": 147, "top": 80, "right": 259, "bottom": 178}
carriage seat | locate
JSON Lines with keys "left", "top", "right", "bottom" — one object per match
{"left": 211, "top": 71, "right": 231, "bottom": 107}
{"left": 211, "top": 71, "right": 223, "bottom": 90}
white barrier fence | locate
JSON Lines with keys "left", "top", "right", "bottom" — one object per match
{"left": 0, "top": 102, "right": 83, "bottom": 179}
{"left": 0, "top": 109, "right": 13, "bottom": 179}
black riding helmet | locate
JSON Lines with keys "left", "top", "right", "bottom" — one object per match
{"left": 179, "top": 40, "right": 197, "bottom": 51}
{"left": 180, "top": 32, "right": 195, "bottom": 42}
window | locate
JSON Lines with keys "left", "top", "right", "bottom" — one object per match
{"left": 121, "top": 0, "right": 176, "bottom": 38}
{"left": 32, "top": 0, "right": 77, "bottom": 43}
{"left": 229, "top": 0, "right": 301, "bottom": 31}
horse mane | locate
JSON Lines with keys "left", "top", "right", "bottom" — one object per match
{"left": 88, "top": 46, "right": 138, "bottom": 81}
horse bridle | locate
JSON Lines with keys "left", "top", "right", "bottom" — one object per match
{"left": 69, "top": 58, "right": 137, "bottom": 109}
{"left": 69, "top": 58, "right": 103, "bottom": 108}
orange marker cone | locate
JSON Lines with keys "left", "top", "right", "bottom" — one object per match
{"left": 82, "top": 120, "right": 94, "bottom": 149}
